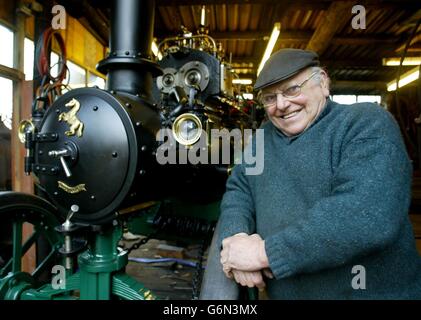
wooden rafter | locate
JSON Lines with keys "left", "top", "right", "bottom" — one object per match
{"left": 306, "top": 1, "right": 355, "bottom": 55}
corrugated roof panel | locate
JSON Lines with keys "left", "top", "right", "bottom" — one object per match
{"left": 227, "top": 4, "right": 239, "bottom": 32}
{"left": 215, "top": 4, "right": 227, "bottom": 32}
{"left": 151, "top": 1, "right": 421, "bottom": 89}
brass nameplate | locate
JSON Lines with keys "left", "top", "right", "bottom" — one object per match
{"left": 58, "top": 181, "right": 87, "bottom": 194}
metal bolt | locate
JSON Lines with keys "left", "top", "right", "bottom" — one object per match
{"left": 93, "top": 106, "right": 98, "bottom": 111}
{"left": 112, "top": 152, "right": 118, "bottom": 158}
{"left": 39, "top": 150, "right": 43, "bottom": 155}
{"left": 141, "top": 145, "right": 147, "bottom": 152}
{"left": 136, "top": 122, "right": 141, "bottom": 127}
{"left": 56, "top": 109, "right": 60, "bottom": 113}
{"left": 90, "top": 195, "right": 95, "bottom": 200}
{"left": 125, "top": 51, "right": 130, "bottom": 55}
{"left": 139, "top": 170, "right": 146, "bottom": 175}
{"left": 125, "top": 103, "right": 131, "bottom": 108}
{"left": 54, "top": 191, "right": 58, "bottom": 196}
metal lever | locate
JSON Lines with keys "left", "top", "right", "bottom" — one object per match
{"left": 63, "top": 204, "right": 79, "bottom": 271}
{"left": 63, "top": 204, "right": 79, "bottom": 231}
{"left": 48, "top": 149, "right": 72, "bottom": 177}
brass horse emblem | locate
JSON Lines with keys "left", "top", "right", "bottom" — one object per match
{"left": 58, "top": 98, "right": 84, "bottom": 137}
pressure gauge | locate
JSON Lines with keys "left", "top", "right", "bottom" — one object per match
{"left": 172, "top": 113, "right": 202, "bottom": 146}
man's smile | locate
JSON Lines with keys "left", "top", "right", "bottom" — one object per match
{"left": 279, "top": 108, "right": 303, "bottom": 120}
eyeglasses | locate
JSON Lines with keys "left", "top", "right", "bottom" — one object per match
{"left": 259, "top": 72, "right": 319, "bottom": 108}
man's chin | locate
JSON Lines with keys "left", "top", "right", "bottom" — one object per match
{"left": 275, "top": 123, "right": 306, "bottom": 137}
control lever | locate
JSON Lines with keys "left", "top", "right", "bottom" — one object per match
{"left": 49, "top": 149, "right": 72, "bottom": 177}
{"left": 63, "top": 205, "right": 79, "bottom": 270}
{"left": 63, "top": 204, "right": 78, "bottom": 230}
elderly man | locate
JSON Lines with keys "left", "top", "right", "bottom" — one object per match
{"left": 218, "top": 48, "right": 421, "bottom": 299}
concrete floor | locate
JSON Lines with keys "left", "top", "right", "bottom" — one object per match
{"left": 123, "top": 237, "right": 207, "bottom": 300}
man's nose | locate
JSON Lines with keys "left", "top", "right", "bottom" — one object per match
{"left": 275, "top": 93, "right": 290, "bottom": 110}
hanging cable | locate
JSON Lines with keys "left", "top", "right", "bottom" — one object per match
{"left": 33, "top": 27, "right": 68, "bottom": 112}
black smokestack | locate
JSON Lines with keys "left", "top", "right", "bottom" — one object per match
{"left": 97, "top": 0, "right": 161, "bottom": 99}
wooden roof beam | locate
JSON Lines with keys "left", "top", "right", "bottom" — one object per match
{"left": 156, "top": 0, "right": 418, "bottom": 9}
{"left": 205, "top": 30, "right": 398, "bottom": 47}
{"left": 331, "top": 80, "right": 386, "bottom": 91}
{"left": 230, "top": 57, "right": 414, "bottom": 73}
{"left": 306, "top": 1, "right": 355, "bottom": 55}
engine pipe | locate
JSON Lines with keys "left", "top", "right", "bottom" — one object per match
{"left": 97, "top": 0, "right": 162, "bottom": 99}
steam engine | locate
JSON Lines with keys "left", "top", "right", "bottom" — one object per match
{"left": 0, "top": 0, "right": 262, "bottom": 301}
{"left": 22, "top": 1, "right": 257, "bottom": 226}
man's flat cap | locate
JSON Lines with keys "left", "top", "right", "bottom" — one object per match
{"left": 254, "top": 48, "right": 320, "bottom": 91}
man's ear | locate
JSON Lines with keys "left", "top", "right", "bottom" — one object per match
{"left": 319, "top": 71, "right": 327, "bottom": 88}
{"left": 319, "top": 71, "right": 330, "bottom": 96}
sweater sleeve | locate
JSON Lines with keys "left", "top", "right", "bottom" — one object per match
{"left": 218, "top": 163, "right": 256, "bottom": 246}
{"left": 265, "top": 135, "right": 413, "bottom": 279}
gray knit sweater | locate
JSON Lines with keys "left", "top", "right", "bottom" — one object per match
{"left": 219, "top": 99, "right": 421, "bottom": 299}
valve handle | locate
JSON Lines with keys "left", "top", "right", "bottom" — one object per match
{"left": 48, "top": 149, "right": 72, "bottom": 177}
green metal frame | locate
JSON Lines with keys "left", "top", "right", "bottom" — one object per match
{"left": 0, "top": 193, "right": 252, "bottom": 300}
{"left": 0, "top": 192, "right": 156, "bottom": 300}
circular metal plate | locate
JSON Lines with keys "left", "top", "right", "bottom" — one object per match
{"left": 35, "top": 88, "right": 137, "bottom": 223}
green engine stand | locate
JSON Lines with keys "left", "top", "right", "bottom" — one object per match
{"left": 0, "top": 191, "right": 155, "bottom": 300}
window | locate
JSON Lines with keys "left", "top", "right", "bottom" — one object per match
{"left": 331, "top": 95, "right": 382, "bottom": 105}
{"left": 0, "top": 76, "right": 12, "bottom": 191}
{"left": 64, "top": 60, "right": 86, "bottom": 90}
{"left": 0, "top": 24, "right": 14, "bottom": 191}
{"left": 50, "top": 51, "right": 60, "bottom": 79}
{"left": 24, "top": 38, "right": 34, "bottom": 80}
{"left": 332, "top": 95, "right": 357, "bottom": 105}
{"left": 243, "top": 93, "right": 253, "bottom": 100}
{"left": 0, "top": 25, "right": 13, "bottom": 68}
{"left": 65, "top": 60, "right": 86, "bottom": 88}
{"left": 357, "top": 95, "right": 381, "bottom": 104}
{"left": 88, "top": 72, "right": 105, "bottom": 89}
{"left": 0, "top": 77, "right": 13, "bottom": 130}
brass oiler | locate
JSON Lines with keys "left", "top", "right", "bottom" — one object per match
{"left": 172, "top": 113, "right": 203, "bottom": 146}
{"left": 18, "top": 119, "right": 35, "bottom": 143}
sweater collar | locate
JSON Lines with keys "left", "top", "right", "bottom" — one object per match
{"left": 272, "top": 98, "right": 333, "bottom": 143}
